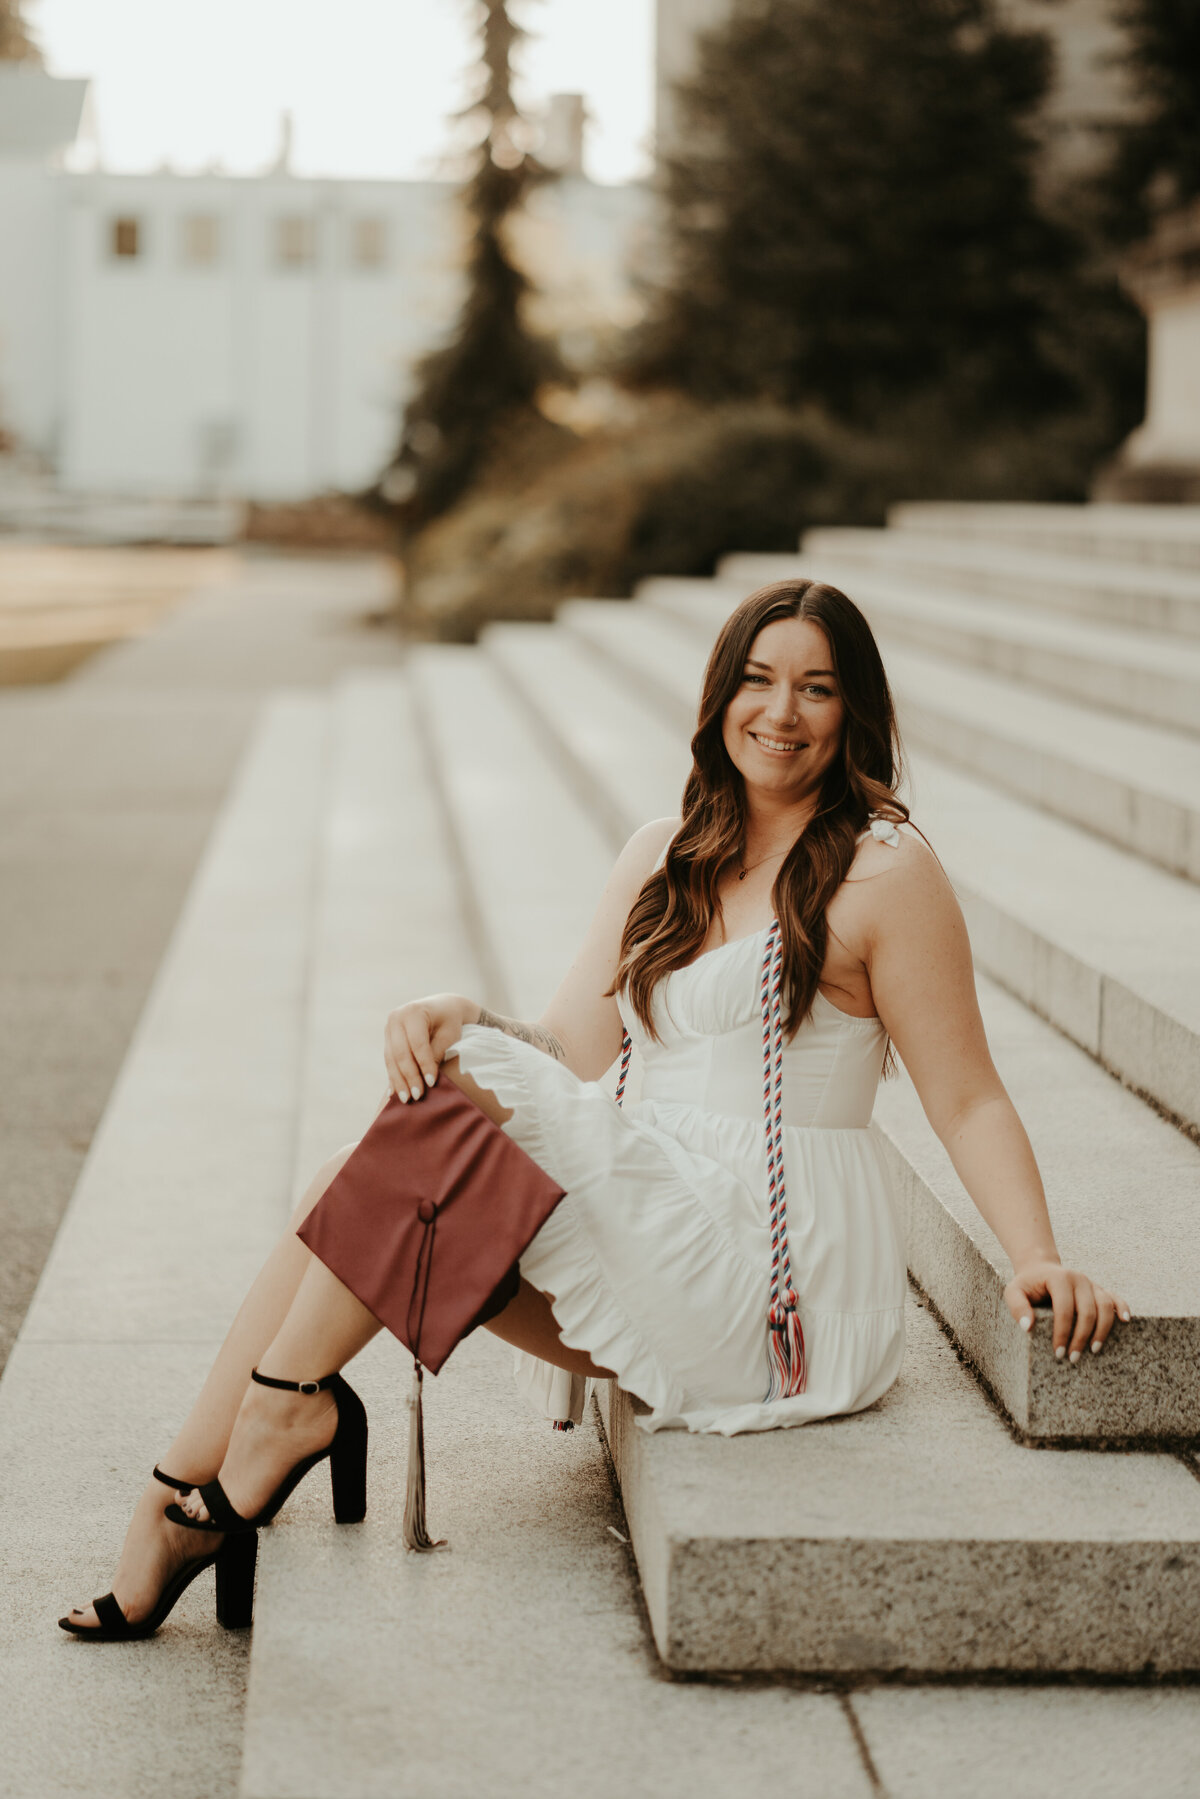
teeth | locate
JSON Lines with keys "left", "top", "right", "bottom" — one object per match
{"left": 753, "top": 734, "right": 804, "bottom": 752}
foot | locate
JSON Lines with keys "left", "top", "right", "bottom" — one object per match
{"left": 64, "top": 1477, "right": 223, "bottom": 1630}
{"left": 176, "top": 1380, "right": 339, "bottom": 1525}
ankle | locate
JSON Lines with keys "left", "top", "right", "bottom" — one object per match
{"left": 242, "top": 1383, "right": 334, "bottom": 1434}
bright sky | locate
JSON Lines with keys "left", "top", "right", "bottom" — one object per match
{"left": 27, "top": 0, "right": 656, "bottom": 184}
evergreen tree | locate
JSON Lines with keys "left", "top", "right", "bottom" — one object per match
{"left": 1107, "top": 0, "right": 1200, "bottom": 234}
{"left": 0, "top": 0, "right": 41, "bottom": 62}
{"left": 626, "top": 0, "right": 1078, "bottom": 425}
{"left": 380, "top": 0, "right": 555, "bottom": 535}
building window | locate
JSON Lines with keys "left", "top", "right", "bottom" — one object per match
{"left": 350, "top": 215, "right": 387, "bottom": 270}
{"left": 181, "top": 213, "right": 221, "bottom": 267}
{"left": 111, "top": 216, "right": 141, "bottom": 259}
{"left": 275, "top": 214, "right": 315, "bottom": 268}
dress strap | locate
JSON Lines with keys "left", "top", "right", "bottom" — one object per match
{"left": 858, "top": 814, "right": 902, "bottom": 848}
{"left": 612, "top": 920, "right": 807, "bottom": 1402}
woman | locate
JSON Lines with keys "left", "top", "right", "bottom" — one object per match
{"left": 61, "top": 579, "right": 1128, "bottom": 1637}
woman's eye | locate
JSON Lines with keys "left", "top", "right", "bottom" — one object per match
{"left": 742, "top": 673, "right": 768, "bottom": 684}
{"left": 805, "top": 684, "right": 834, "bottom": 698}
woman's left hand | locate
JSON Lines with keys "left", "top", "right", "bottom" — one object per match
{"left": 1004, "top": 1261, "right": 1131, "bottom": 1362}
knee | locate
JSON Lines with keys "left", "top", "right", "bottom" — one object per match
{"left": 289, "top": 1142, "right": 358, "bottom": 1231}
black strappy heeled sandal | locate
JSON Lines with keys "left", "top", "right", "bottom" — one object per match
{"left": 58, "top": 1467, "right": 258, "bottom": 1639}
{"left": 165, "top": 1369, "right": 368, "bottom": 1536}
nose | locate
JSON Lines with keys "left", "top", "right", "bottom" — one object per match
{"left": 765, "top": 686, "right": 798, "bottom": 729}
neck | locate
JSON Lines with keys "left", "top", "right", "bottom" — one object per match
{"left": 742, "top": 791, "right": 819, "bottom": 855}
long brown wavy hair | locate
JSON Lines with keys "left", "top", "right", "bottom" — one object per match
{"left": 611, "top": 578, "right": 907, "bottom": 1042}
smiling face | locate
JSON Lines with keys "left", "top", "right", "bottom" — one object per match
{"left": 721, "top": 615, "right": 846, "bottom": 802}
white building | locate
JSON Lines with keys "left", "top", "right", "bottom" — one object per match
{"left": 0, "top": 68, "right": 651, "bottom": 503}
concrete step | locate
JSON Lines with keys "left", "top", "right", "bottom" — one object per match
{"left": 241, "top": 1333, "right": 877, "bottom": 1796}
{"left": 599, "top": 1297, "right": 1200, "bottom": 1675}
{"left": 798, "top": 526, "right": 1200, "bottom": 638}
{"left": 520, "top": 608, "right": 1200, "bottom": 1440}
{"left": 240, "top": 667, "right": 882, "bottom": 1792}
{"left": 482, "top": 618, "right": 693, "bottom": 852}
{"left": 718, "top": 549, "right": 1200, "bottom": 738}
{"left": 282, "top": 671, "right": 490, "bottom": 1176}
{"left": 885, "top": 645, "right": 1200, "bottom": 885}
{"left": 873, "top": 976, "right": 1200, "bottom": 1441}
{"left": 0, "top": 692, "right": 331, "bottom": 1799}
{"left": 625, "top": 583, "right": 1200, "bottom": 1138}
{"left": 889, "top": 500, "right": 1200, "bottom": 572}
{"left": 408, "top": 644, "right": 621, "bottom": 1019}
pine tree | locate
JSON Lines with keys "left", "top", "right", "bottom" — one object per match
{"left": 625, "top": 0, "right": 1078, "bottom": 425}
{"left": 380, "top": 0, "right": 556, "bottom": 535}
{"left": 0, "top": 0, "right": 41, "bottom": 62}
{"left": 1107, "top": 0, "right": 1200, "bottom": 234}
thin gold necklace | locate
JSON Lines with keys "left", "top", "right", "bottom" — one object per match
{"left": 737, "top": 846, "right": 791, "bottom": 881}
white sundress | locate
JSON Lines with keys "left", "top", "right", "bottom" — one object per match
{"left": 452, "top": 827, "right": 909, "bottom": 1437}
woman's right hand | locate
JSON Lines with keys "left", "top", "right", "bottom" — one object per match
{"left": 384, "top": 993, "right": 479, "bottom": 1103}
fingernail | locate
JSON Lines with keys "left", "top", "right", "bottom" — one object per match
{"left": 1091, "top": 1340, "right": 1103, "bottom": 1353}
{"left": 410, "top": 1084, "right": 423, "bottom": 1101}
{"left": 1019, "top": 1316, "right": 1032, "bottom": 1332}
{"left": 398, "top": 1091, "right": 408, "bottom": 1104}
{"left": 1069, "top": 1349, "right": 1081, "bottom": 1364}
{"left": 1121, "top": 1310, "right": 1131, "bottom": 1322}
{"left": 1055, "top": 1345, "right": 1066, "bottom": 1360}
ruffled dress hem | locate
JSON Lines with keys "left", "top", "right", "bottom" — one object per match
{"left": 451, "top": 1026, "right": 693, "bottom": 1425}
{"left": 450, "top": 1023, "right": 907, "bottom": 1438}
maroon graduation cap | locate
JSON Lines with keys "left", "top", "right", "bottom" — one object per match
{"left": 298, "top": 1080, "right": 566, "bottom": 1550}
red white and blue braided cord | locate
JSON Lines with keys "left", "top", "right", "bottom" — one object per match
{"left": 612, "top": 919, "right": 806, "bottom": 1402}
{"left": 759, "top": 920, "right": 806, "bottom": 1399}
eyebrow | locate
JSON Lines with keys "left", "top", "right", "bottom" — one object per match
{"left": 745, "top": 658, "right": 837, "bottom": 677}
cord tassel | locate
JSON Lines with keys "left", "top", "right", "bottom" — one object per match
{"left": 766, "top": 1288, "right": 807, "bottom": 1400}
{"left": 403, "top": 1361, "right": 446, "bottom": 1553}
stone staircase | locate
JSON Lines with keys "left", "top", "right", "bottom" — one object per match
{"left": 6, "top": 504, "right": 1200, "bottom": 1795}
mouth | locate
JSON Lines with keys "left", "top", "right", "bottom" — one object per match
{"left": 750, "top": 732, "right": 807, "bottom": 755}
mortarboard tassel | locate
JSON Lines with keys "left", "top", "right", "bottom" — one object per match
{"left": 403, "top": 1360, "right": 446, "bottom": 1552}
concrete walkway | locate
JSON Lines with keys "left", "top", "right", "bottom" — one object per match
{"left": 0, "top": 550, "right": 404, "bottom": 1373}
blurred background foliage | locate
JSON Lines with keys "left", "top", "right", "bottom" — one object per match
{"left": 372, "top": 0, "right": 561, "bottom": 540}
{"left": 1106, "top": 0, "right": 1200, "bottom": 236}
{"left": 0, "top": 0, "right": 41, "bottom": 63}
{"left": 379, "top": 0, "right": 1192, "bottom": 640}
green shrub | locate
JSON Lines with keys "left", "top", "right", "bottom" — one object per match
{"left": 399, "top": 395, "right": 1110, "bottom": 641}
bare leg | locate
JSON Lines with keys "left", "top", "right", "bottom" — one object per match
{"left": 64, "top": 1142, "right": 359, "bottom": 1627}
{"left": 486, "top": 1279, "right": 615, "bottom": 1378}
{"left": 177, "top": 1255, "right": 383, "bottom": 1524}
{"left": 436, "top": 1058, "right": 613, "bottom": 1378}
{"left": 74, "top": 1056, "right": 612, "bottom": 1598}
{"left": 177, "top": 1055, "right": 612, "bottom": 1524}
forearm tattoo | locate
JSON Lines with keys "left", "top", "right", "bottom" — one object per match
{"left": 477, "top": 1009, "right": 567, "bottom": 1063}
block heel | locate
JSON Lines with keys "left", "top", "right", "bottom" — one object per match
{"left": 214, "top": 1527, "right": 258, "bottom": 1629}
{"left": 59, "top": 1465, "right": 230, "bottom": 1641}
{"left": 328, "top": 1377, "right": 368, "bottom": 1524}
{"left": 165, "top": 1368, "right": 369, "bottom": 1535}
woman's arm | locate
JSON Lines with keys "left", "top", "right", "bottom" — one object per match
{"left": 853, "top": 832, "right": 1130, "bottom": 1361}
{"left": 536, "top": 815, "right": 679, "bottom": 1080}
{"left": 383, "top": 817, "right": 678, "bottom": 1100}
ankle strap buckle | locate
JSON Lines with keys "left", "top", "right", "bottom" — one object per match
{"left": 297, "top": 1379, "right": 321, "bottom": 1395}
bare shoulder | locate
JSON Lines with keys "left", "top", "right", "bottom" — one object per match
{"left": 840, "top": 820, "right": 956, "bottom": 928}
{"left": 617, "top": 816, "right": 680, "bottom": 886}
